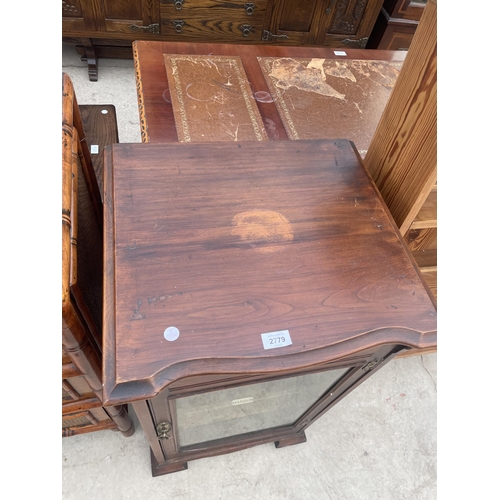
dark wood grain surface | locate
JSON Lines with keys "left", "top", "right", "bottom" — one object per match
{"left": 103, "top": 139, "right": 436, "bottom": 405}
{"left": 133, "top": 41, "right": 406, "bottom": 144}
{"left": 79, "top": 104, "right": 119, "bottom": 198}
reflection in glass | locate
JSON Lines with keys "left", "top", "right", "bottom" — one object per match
{"left": 175, "top": 367, "right": 350, "bottom": 447}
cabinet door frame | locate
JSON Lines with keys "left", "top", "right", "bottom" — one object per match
{"left": 147, "top": 344, "right": 401, "bottom": 466}
{"left": 62, "top": 0, "right": 98, "bottom": 33}
{"left": 315, "top": 0, "right": 385, "bottom": 47}
{"left": 265, "top": 0, "right": 326, "bottom": 45}
{"left": 92, "top": 0, "right": 160, "bottom": 35}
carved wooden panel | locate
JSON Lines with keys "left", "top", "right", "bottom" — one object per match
{"left": 330, "top": 0, "right": 368, "bottom": 35}
{"left": 62, "top": 0, "right": 94, "bottom": 31}
{"left": 319, "top": 0, "right": 384, "bottom": 47}
{"left": 62, "top": 0, "right": 83, "bottom": 17}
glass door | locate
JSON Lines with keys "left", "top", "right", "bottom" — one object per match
{"left": 173, "top": 366, "right": 350, "bottom": 447}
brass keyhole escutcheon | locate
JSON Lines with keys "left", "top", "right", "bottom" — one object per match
{"left": 156, "top": 421, "right": 172, "bottom": 440}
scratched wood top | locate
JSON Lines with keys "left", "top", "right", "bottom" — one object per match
{"left": 103, "top": 139, "right": 436, "bottom": 404}
{"left": 258, "top": 57, "right": 402, "bottom": 155}
{"left": 133, "top": 41, "right": 406, "bottom": 147}
{"left": 164, "top": 54, "right": 268, "bottom": 143}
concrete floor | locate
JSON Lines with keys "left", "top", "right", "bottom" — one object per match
{"left": 61, "top": 42, "right": 437, "bottom": 500}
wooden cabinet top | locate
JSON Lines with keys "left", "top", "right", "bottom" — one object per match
{"left": 102, "top": 139, "right": 436, "bottom": 405}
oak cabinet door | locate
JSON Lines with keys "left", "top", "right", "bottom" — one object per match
{"left": 94, "top": 0, "right": 160, "bottom": 35}
{"left": 264, "top": 0, "right": 324, "bottom": 45}
{"left": 317, "top": 0, "right": 385, "bottom": 47}
{"left": 62, "top": 0, "right": 96, "bottom": 32}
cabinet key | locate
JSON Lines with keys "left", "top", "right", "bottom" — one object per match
{"left": 129, "top": 23, "right": 160, "bottom": 35}
{"left": 261, "top": 30, "right": 289, "bottom": 41}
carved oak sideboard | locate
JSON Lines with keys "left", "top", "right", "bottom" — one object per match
{"left": 62, "top": 0, "right": 385, "bottom": 80}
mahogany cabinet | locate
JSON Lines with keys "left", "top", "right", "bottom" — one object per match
{"left": 102, "top": 139, "right": 436, "bottom": 475}
{"left": 62, "top": 0, "right": 385, "bottom": 80}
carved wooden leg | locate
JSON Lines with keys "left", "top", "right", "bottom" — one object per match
{"left": 81, "top": 38, "right": 98, "bottom": 82}
{"left": 275, "top": 431, "right": 307, "bottom": 448}
{"left": 104, "top": 404, "right": 135, "bottom": 437}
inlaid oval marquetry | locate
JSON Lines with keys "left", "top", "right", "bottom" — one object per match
{"left": 231, "top": 209, "right": 293, "bottom": 252}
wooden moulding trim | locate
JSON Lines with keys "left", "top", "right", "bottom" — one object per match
{"left": 132, "top": 41, "right": 150, "bottom": 143}
{"left": 160, "top": 426, "right": 300, "bottom": 467}
{"left": 103, "top": 145, "right": 119, "bottom": 403}
{"left": 396, "top": 346, "right": 436, "bottom": 358}
{"left": 98, "top": 150, "right": 141, "bottom": 434}
{"left": 102, "top": 327, "right": 436, "bottom": 406}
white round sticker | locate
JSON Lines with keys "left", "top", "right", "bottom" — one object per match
{"left": 163, "top": 326, "right": 180, "bottom": 342}
{"left": 164, "top": 326, "right": 180, "bottom": 341}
